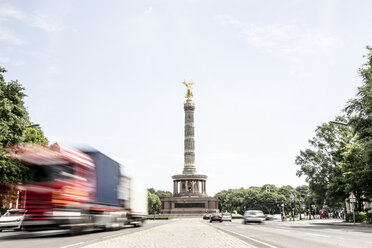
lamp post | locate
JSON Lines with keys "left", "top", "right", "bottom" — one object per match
{"left": 307, "top": 193, "right": 311, "bottom": 220}
{"left": 26, "top": 124, "right": 40, "bottom": 128}
{"left": 329, "top": 121, "right": 348, "bottom": 126}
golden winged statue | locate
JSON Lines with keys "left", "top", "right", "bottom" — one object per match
{"left": 182, "top": 80, "right": 195, "bottom": 99}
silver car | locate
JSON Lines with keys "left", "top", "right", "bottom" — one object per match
{"left": 221, "top": 213, "right": 232, "bottom": 222}
{"left": 0, "top": 209, "right": 26, "bottom": 231}
{"left": 243, "top": 210, "right": 265, "bottom": 224}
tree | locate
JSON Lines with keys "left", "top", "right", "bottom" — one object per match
{"left": 341, "top": 142, "right": 371, "bottom": 211}
{"left": 296, "top": 46, "right": 372, "bottom": 211}
{"left": 0, "top": 67, "right": 48, "bottom": 183}
{"left": 0, "top": 67, "right": 29, "bottom": 147}
{"left": 154, "top": 190, "right": 172, "bottom": 199}
{"left": 295, "top": 117, "right": 351, "bottom": 207}
{"left": 147, "top": 191, "right": 161, "bottom": 214}
{"left": 146, "top": 188, "right": 172, "bottom": 214}
{"left": 214, "top": 184, "right": 307, "bottom": 215}
{"left": 344, "top": 46, "right": 372, "bottom": 200}
{"left": 23, "top": 127, "right": 48, "bottom": 144}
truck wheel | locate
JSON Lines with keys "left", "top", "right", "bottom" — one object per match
{"left": 134, "top": 222, "right": 143, "bottom": 228}
{"left": 70, "top": 226, "right": 83, "bottom": 236}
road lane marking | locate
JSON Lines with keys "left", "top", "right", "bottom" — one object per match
{"left": 209, "top": 224, "right": 279, "bottom": 248}
{"left": 306, "top": 233, "right": 330, "bottom": 238}
{"left": 60, "top": 242, "right": 86, "bottom": 248}
{"left": 235, "top": 239, "right": 259, "bottom": 248}
{"left": 222, "top": 229, "right": 279, "bottom": 248}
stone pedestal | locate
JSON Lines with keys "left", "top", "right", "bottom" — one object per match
{"left": 161, "top": 196, "right": 219, "bottom": 214}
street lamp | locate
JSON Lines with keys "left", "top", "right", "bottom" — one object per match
{"left": 307, "top": 193, "right": 311, "bottom": 220}
{"left": 26, "top": 124, "right": 40, "bottom": 128}
{"left": 329, "top": 121, "right": 348, "bottom": 126}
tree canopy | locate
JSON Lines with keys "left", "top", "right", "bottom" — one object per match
{"left": 0, "top": 67, "right": 48, "bottom": 183}
{"left": 296, "top": 46, "right": 372, "bottom": 211}
{"left": 147, "top": 188, "right": 172, "bottom": 214}
{"left": 215, "top": 185, "right": 309, "bottom": 214}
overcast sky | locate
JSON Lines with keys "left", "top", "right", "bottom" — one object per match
{"left": 1, "top": 0, "right": 371, "bottom": 196}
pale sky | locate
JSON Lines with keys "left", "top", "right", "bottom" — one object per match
{"left": 1, "top": 0, "right": 371, "bottom": 196}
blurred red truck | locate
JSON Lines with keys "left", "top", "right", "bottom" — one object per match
{"left": 9, "top": 144, "right": 147, "bottom": 233}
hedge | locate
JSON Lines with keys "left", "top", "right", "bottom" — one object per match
{"left": 345, "top": 212, "right": 372, "bottom": 223}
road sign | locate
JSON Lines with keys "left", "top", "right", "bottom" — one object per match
{"left": 290, "top": 198, "right": 294, "bottom": 202}
{"left": 266, "top": 186, "right": 270, "bottom": 193}
{"left": 302, "top": 203, "right": 305, "bottom": 209}
{"left": 349, "top": 192, "right": 356, "bottom": 202}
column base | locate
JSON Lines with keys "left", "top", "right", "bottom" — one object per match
{"left": 183, "top": 167, "right": 197, "bottom": 174}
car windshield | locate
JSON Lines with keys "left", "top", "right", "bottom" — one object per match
{"left": 28, "top": 163, "right": 74, "bottom": 182}
{"left": 246, "top": 211, "right": 263, "bottom": 215}
{"left": 3, "top": 210, "right": 25, "bottom": 217}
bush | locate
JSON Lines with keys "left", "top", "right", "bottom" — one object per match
{"left": 346, "top": 212, "right": 372, "bottom": 223}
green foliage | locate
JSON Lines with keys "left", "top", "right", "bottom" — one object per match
{"left": 23, "top": 127, "right": 48, "bottom": 144}
{"left": 147, "top": 188, "right": 156, "bottom": 194}
{"left": 346, "top": 212, "right": 372, "bottom": 223}
{"left": 295, "top": 117, "right": 351, "bottom": 207}
{"left": 147, "top": 188, "right": 172, "bottom": 199}
{"left": 155, "top": 190, "right": 172, "bottom": 199}
{"left": 0, "top": 67, "right": 48, "bottom": 183}
{"left": 214, "top": 185, "right": 309, "bottom": 215}
{"left": 147, "top": 191, "right": 161, "bottom": 214}
{"left": 296, "top": 46, "right": 372, "bottom": 210}
{"left": 146, "top": 188, "right": 172, "bottom": 214}
{"left": 0, "top": 67, "right": 29, "bottom": 147}
{"left": 344, "top": 46, "right": 372, "bottom": 201}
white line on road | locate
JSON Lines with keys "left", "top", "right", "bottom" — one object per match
{"left": 216, "top": 227, "right": 279, "bottom": 248}
{"left": 306, "top": 233, "right": 330, "bottom": 238}
{"left": 60, "top": 242, "right": 86, "bottom": 248}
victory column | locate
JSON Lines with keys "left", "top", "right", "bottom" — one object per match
{"left": 161, "top": 81, "right": 218, "bottom": 214}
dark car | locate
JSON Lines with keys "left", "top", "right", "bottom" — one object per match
{"left": 210, "top": 213, "right": 222, "bottom": 222}
{"left": 203, "top": 214, "right": 211, "bottom": 220}
{"left": 265, "top": 214, "right": 274, "bottom": 220}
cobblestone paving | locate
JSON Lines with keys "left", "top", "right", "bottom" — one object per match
{"left": 82, "top": 219, "right": 252, "bottom": 248}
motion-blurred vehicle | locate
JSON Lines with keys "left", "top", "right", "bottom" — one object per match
{"left": 9, "top": 144, "right": 147, "bottom": 234}
{"left": 243, "top": 210, "right": 265, "bottom": 224}
{"left": 203, "top": 214, "right": 211, "bottom": 220}
{"left": 265, "top": 214, "right": 274, "bottom": 220}
{"left": 221, "top": 213, "right": 232, "bottom": 222}
{"left": 0, "top": 209, "right": 26, "bottom": 231}
{"left": 209, "top": 213, "right": 222, "bottom": 222}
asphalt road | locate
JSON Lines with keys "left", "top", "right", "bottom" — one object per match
{"left": 1, "top": 219, "right": 371, "bottom": 248}
{"left": 207, "top": 219, "right": 372, "bottom": 248}
{"left": 0, "top": 220, "right": 167, "bottom": 248}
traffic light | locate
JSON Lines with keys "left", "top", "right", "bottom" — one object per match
{"left": 266, "top": 186, "right": 270, "bottom": 193}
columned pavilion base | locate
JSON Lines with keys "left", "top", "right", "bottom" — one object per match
{"left": 161, "top": 196, "right": 218, "bottom": 214}
{"left": 161, "top": 173, "right": 219, "bottom": 214}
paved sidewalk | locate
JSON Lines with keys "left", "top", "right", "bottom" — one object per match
{"left": 81, "top": 219, "right": 251, "bottom": 248}
{"left": 277, "top": 217, "right": 372, "bottom": 228}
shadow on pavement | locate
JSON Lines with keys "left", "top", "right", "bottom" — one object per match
{"left": 286, "top": 223, "right": 372, "bottom": 234}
